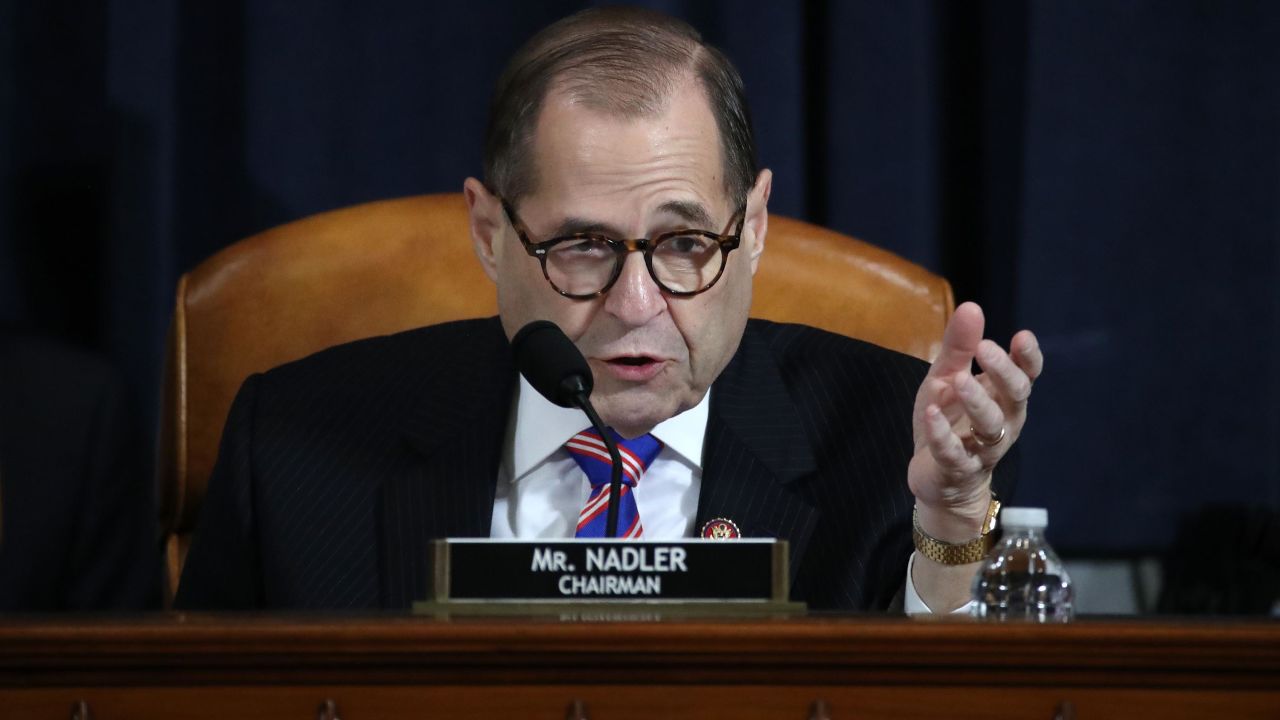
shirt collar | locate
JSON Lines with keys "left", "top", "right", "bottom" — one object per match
{"left": 511, "top": 375, "right": 709, "bottom": 480}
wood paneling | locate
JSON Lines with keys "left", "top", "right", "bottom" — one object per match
{"left": 2, "top": 615, "right": 1277, "bottom": 718}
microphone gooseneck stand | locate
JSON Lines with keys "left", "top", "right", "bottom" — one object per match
{"left": 565, "top": 382, "right": 624, "bottom": 538}
{"left": 511, "top": 320, "right": 626, "bottom": 538}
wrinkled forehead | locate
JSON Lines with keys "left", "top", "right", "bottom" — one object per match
{"left": 525, "top": 79, "right": 733, "bottom": 221}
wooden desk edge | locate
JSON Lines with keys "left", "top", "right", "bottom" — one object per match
{"left": 1, "top": 615, "right": 1276, "bottom": 689}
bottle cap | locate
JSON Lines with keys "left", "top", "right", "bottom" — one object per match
{"left": 1000, "top": 507, "right": 1048, "bottom": 529}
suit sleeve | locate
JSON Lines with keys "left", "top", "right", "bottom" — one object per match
{"left": 173, "top": 374, "right": 265, "bottom": 609}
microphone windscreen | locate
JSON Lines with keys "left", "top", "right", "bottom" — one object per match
{"left": 510, "top": 320, "right": 593, "bottom": 408}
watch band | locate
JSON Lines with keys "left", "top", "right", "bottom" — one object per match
{"left": 911, "top": 495, "right": 1001, "bottom": 565}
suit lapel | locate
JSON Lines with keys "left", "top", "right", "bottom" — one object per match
{"left": 377, "top": 319, "right": 823, "bottom": 606}
{"left": 378, "top": 318, "right": 515, "bottom": 608}
{"left": 698, "top": 323, "right": 819, "bottom": 588}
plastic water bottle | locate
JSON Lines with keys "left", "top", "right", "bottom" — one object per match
{"left": 971, "top": 507, "right": 1074, "bottom": 622}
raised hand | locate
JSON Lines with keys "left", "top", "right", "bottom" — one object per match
{"left": 908, "top": 302, "right": 1043, "bottom": 542}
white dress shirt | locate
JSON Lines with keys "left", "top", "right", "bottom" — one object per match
{"left": 489, "top": 376, "right": 951, "bottom": 614}
{"left": 491, "top": 376, "right": 707, "bottom": 539}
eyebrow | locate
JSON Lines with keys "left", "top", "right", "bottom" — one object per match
{"left": 548, "top": 200, "right": 717, "bottom": 239}
{"left": 656, "top": 199, "right": 715, "bottom": 229}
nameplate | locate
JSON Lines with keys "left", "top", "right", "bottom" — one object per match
{"left": 424, "top": 539, "right": 789, "bottom": 604}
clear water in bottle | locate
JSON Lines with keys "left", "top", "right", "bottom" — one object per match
{"left": 971, "top": 507, "right": 1074, "bottom": 622}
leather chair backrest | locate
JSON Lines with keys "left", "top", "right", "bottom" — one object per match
{"left": 158, "top": 192, "right": 953, "bottom": 601}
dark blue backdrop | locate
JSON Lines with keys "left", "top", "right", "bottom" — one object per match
{"left": 3, "top": 0, "right": 1278, "bottom": 553}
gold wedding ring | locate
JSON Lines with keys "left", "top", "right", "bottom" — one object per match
{"left": 970, "top": 425, "right": 1006, "bottom": 448}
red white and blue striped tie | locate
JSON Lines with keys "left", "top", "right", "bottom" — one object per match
{"left": 566, "top": 429, "right": 663, "bottom": 539}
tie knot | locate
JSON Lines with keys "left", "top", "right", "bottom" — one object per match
{"left": 565, "top": 429, "right": 663, "bottom": 488}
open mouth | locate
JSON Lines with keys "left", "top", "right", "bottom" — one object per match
{"left": 610, "top": 356, "right": 657, "bottom": 367}
{"left": 600, "top": 355, "right": 666, "bottom": 381}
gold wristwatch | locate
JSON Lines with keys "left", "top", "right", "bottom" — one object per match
{"left": 912, "top": 494, "right": 1001, "bottom": 565}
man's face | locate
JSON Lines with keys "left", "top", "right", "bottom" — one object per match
{"left": 469, "top": 78, "right": 769, "bottom": 438}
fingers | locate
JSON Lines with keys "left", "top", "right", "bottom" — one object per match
{"left": 1010, "top": 330, "right": 1043, "bottom": 382}
{"left": 928, "top": 302, "right": 985, "bottom": 377}
{"left": 975, "top": 339, "right": 1033, "bottom": 406}
{"left": 917, "top": 377, "right": 965, "bottom": 426}
{"left": 914, "top": 314, "right": 1043, "bottom": 461}
{"left": 912, "top": 318, "right": 1043, "bottom": 508}
{"left": 923, "top": 405, "right": 983, "bottom": 478}
{"left": 954, "top": 371, "right": 1006, "bottom": 450}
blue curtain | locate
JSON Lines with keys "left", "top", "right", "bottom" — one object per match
{"left": 3, "top": 0, "right": 1277, "bottom": 553}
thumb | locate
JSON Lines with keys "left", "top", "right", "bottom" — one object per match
{"left": 928, "top": 301, "right": 985, "bottom": 376}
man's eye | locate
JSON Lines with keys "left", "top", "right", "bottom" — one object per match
{"left": 662, "top": 235, "right": 714, "bottom": 254}
{"left": 553, "top": 238, "right": 611, "bottom": 256}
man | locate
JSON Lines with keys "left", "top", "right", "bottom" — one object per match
{"left": 177, "top": 7, "right": 1041, "bottom": 613}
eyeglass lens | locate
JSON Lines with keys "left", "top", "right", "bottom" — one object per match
{"left": 545, "top": 234, "right": 724, "bottom": 295}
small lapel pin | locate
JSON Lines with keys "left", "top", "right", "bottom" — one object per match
{"left": 700, "top": 518, "right": 741, "bottom": 539}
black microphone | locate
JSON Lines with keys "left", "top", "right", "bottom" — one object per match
{"left": 510, "top": 320, "right": 592, "bottom": 408}
{"left": 511, "top": 321, "right": 626, "bottom": 537}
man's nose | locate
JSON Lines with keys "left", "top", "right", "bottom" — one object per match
{"left": 603, "top": 252, "right": 665, "bottom": 325}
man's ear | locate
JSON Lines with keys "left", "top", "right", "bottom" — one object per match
{"left": 464, "top": 177, "right": 503, "bottom": 283}
{"left": 744, "top": 169, "right": 772, "bottom": 275}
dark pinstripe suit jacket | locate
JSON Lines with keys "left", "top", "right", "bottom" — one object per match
{"left": 175, "top": 317, "right": 934, "bottom": 611}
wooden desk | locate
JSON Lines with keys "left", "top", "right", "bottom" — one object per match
{"left": 2, "top": 614, "right": 1277, "bottom": 719}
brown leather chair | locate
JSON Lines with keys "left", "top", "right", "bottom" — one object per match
{"left": 158, "top": 193, "right": 953, "bottom": 601}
